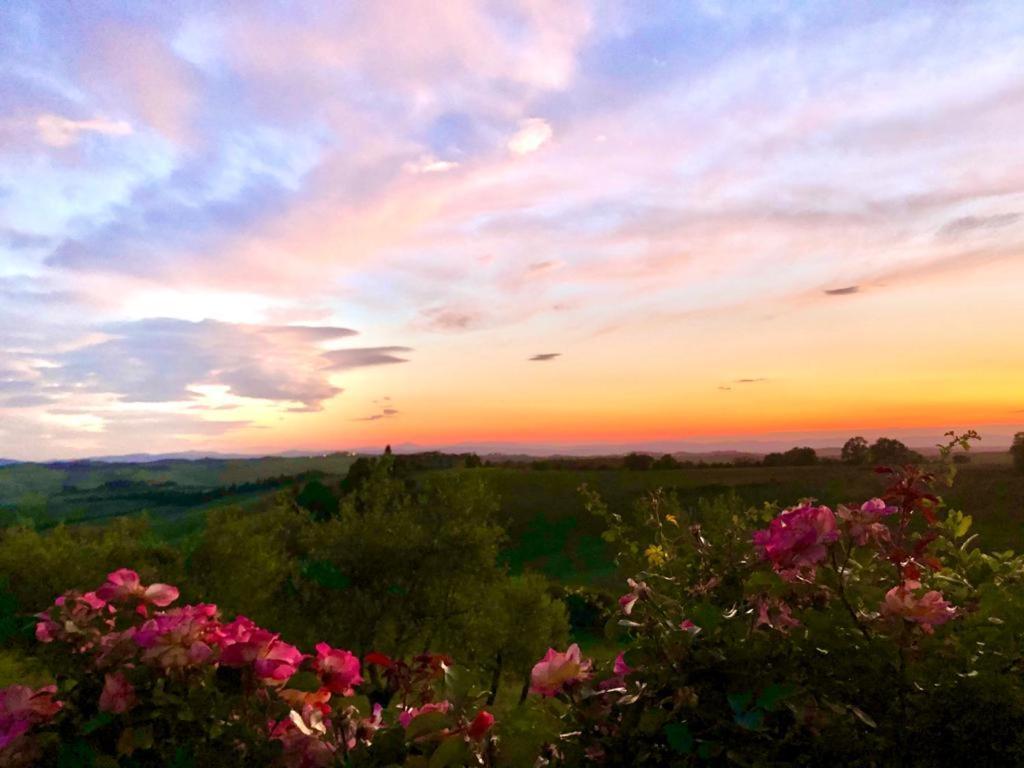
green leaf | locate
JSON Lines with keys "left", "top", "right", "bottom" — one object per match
{"left": 286, "top": 670, "right": 322, "bottom": 693}
{"left": 81, "top": 712, "right": 114, "bottom": 735}
{"left": 405, "top": 710, "right": 452, "bottom": 740}
{"left": 429, "top": 734, "right": 471, "bottom": 768}
{"left": 57, "top": 740, "right": 96, "bottom": 768}
{"left": 756, "top": 683, "right": 795, "bottom": 711}
{"left": 734, "top": 708, "right": 764, "bottom": 730}
{"left": 133, "top": 724, "right": 154, "bottom": 750}
{"left": 663, "top": 722, "right": 693, "bottom": 754}
{"left": 955, "top": 514, "right": 973, "bottom": 538}
{"left": 690, "top": 601, "right": 723, "bottom": 630}
{"left": 727, "top": 691, "right": 754, "bottom": 714}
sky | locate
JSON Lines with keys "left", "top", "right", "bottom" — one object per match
{"left": 1, "top": 1, "right": 1023, "bottom": 461}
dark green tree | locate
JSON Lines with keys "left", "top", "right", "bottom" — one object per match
{"left": 1012, "top": 432, "right": 1024, "bottom": 473}
{"left": 652, "top": 453, "right": 681, "bottom": 470}
{"left": 841, "top": 436, "right": 870, "bottom": 464}
{"left": 295, "top": 478, "right": 340, "bottom": 521}
{"left": 624, "top": 452, "right": 655, "bottom": 470}
{"left": 870, "top": 437, "right": 924, "bottom": 465}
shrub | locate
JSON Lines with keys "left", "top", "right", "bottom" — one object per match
{"left": 2, "top": 569, "right": 495, "bottom": 767}
{"left": 527, "top": 433, "right": 1024, "bottom": 765}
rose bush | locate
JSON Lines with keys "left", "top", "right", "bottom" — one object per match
{"left": 2, "top": 568, "right": 496, "bottom": 767}
{"left": 528, "top": 432, "right": 1024, "bottom": 765}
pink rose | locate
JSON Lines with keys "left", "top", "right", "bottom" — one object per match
{"left": 753, "top": 504, "right": 838, "bottom": 581}
{"left": 530, "top": 644, "right": 593, "bottom": 697}
{"left": 314, "top": 643, "right": 362, "bottom": 695}
{"left": 882, "top": 581, "right": 956, "bottom": 634}
{"left": 99, "top": 672, "right": 136, "bottom": 714}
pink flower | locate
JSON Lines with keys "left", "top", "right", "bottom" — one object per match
{"left": 837, "top": 498, "right": 897, "bottom": 546}
{"left": 618, "top": 578, "right": 649, "bottom": 616}
{"left": 217, "top": 618, "right": 304, "bottom": 682}
{"left": 613, "top": 652, "right": 632, "bottom": 678}
{"left": 134, "top": 604, "right": 218, "bottom": 669}
{"left": 0, "top": 685, "right": 61, "bottom": 750}
{"left": 398, "top": 700, "right": 451, "bottom": 728}
{"left": 467, "top": 710, "right": 495, "bottom": 740}
{"left": 98, "top": 672, "right": 136, "bottom": 714}
{"left": 254, "top": 640, "right": 305, "bottom": 683}
{"left": 96, "top": 569, "right": 179, "bottom": 607}
{"left": 753, "top": 597, "right": 801, "bottom": 633}
{"left": 530, "top": 644, "right": 593, "bottom": 697}
{"left": 313, "top": 644, "right": 362, "bottom": 695}
{"left": 34, "top": 615, "right": 58, "bottom": 644}
{"left": 753, "top": 503, "right": 838, "bottom": 581}
{"left": 882, "top": 581, "right": 957, "bottom": 634}
{"left": 679, "top": 619, "right": 701, "bottom": 635}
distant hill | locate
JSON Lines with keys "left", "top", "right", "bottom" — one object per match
{"left": 0, "top": 459, "right": 18, "bottom": 467}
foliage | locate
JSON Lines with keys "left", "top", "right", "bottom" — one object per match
{"left": 762, "top": 446, "right": 818, "bottom": 466}
{"left": 529, "top": 433, "right": 1024, "bottom": 765}
{"left": 1012, "top": 432, "right": 1024, "bottom": 473}
{"left": 841, "top": 436, "right": 870, "bottom": 465}
{"left": 2, "top": 570, "right": 495, "bottom": 767}
{"left": 869, "top": 437, "right": 924, "bottom": 466}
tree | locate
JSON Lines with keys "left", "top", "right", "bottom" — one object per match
{"left": 652, "top": 454, "right": 681, "bottom": 470}
{"left": 295, "top": 478, "right": 340, "bottom": 521}
{"left": 1012, "top": 432, "right": 1024, "bottom": 473}
{"left": 763, "top": 446, "right": 818, "bottom": 466}
{"left": 870, "top": 437, "right": 923, "bottom": 465}
{"left": 841, "top": 436, "right": 870, "bottom": 465}
{"left": 624, "top": 452, "right": 655, "bottom": 470}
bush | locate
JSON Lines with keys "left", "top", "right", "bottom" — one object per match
{"left": 2, "top": 570, "right": 496, "bottom": 767}
{"left": 526, "top": 433, "right": 1024, "bottom": 765}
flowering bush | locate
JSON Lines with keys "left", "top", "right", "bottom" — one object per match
{"left": 532, "top": 433, "right": 1024, "bottom": 765}
{"left": 2, "top": 568, "right": 496, "bottom": 767}
{"left": 4, "top": 433, "right": 1024, "bottom": 765}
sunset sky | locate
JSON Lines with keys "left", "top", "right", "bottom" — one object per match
{"left": 1, "top": 1, "right": 1023, "bottom": 460}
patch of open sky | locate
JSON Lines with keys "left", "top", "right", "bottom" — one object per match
{"left": 0, "top": 133, "right": 176, "bottom": 246}
{"left": 420, "top": 111, "right": 495, "bottom": 160}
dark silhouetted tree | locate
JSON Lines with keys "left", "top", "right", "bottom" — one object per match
{"left": 624, "top": 452, "right": 655, "bottom": 470}
{"left": 295, "top": 478, "right": 340, "bottom": 522}
{"left": 870, "top": 437, "right": 923, "bottom": 465}
{"left": 841, "top": 436, "right": 870, "bottom": 465}
{"left": 652, "top": 454, "right": 681, "bottom": 470}
{"left": 1012, "top": 432, "right": 1024, "bottom": 473}
{"left": 763, "top": 447, "right": 818, "bottom": 466}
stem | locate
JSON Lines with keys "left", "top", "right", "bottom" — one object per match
{"left": 830, "top": 549, "right": 871, "bottom": 641}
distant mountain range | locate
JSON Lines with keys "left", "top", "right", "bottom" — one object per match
{"left": 2, "top": 433, "right": 1012, "bottom": 465}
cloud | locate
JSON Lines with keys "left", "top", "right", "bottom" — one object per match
{"left": 36, "top": 114, "right": 133, "bottom": 147}
{"left": 324, "top": 347, "right": 412, "bottom": 369}
{"left": 419, "top": 307, "right": 482, "bottom": 332}
{"left": 529, "top": 353, "right": 561, "bottom": 361}
{"left": 939, "top": 213, "right": 1021, "bottom": 236}
{"left": 718, "top": 386, "right": 732, "bottom": 391}
{"left": 403, "top": 156, "right": 459, "bottom": 174}
{"left": 353, "top": 407, "right": 399, "bottom": 422}
{"left": 508, "top": 118, "right": 553, "bottom": 155}
{"left": 35, "top": 319, "right": 405, "bottom": 410}
{"left": 824, "top": 285, "right": 860, "bottom": 296}
{"left": 735, "top": 378, "right": 766, "bottom": 384}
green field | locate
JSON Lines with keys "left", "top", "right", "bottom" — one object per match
{"left": 2, "top": 452, "right": 1020, "bottom": 593}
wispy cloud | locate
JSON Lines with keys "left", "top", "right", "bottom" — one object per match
{"left": 508, "top": 118, "right": 553, "bottom": 155}
{"left": 36, "top": 115, "right": 133, "bottom": 147}
{"left": 529, "top": 353, "right": 561, "bottom": 362}
{"left": 824, "top": 286, "right": 859, "bottom": 296}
